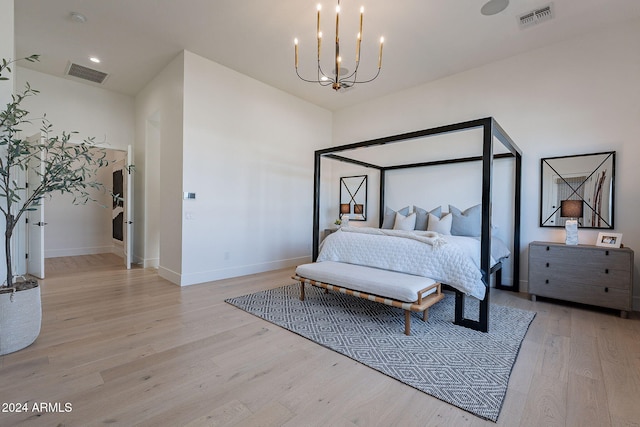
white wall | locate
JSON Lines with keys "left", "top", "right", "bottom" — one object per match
{"left": 0, "top": 0, "right": 13, "bottom": 101}
{"left": 134, "top": 52, "right": 185, "bottom": 275}
{"left": 178, "top": 51, "right": 331, "bottom": 285}
{"left": 0, "top": 0, "right": 13, "bottom": 283}
{"left": 332, "top": 20, "right": 640, "bottom": 308}
{"left": 16, "top": 68, "right": 134, "bottom": 151}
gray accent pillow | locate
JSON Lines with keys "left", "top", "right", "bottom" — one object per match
{"left": 449, "top": 204, "right": 482, "bottom": 236}
{"left": 381, "top": 206, "right": 410, "bottom": 229}
{"left": 414, "top": 206, "right": 442, "bottom": 231}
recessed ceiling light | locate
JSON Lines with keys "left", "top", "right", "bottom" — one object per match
{"left": 70, "top": 12, "right": 87, "bottom": 23}
{"left": 481, "top": 0, "right": 509, "bottom": 16}
{"left": 89, "top": 57, "right": 101, "bottom": 64}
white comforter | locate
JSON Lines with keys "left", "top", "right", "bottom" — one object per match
{"left": 317, "top": 227, "right": 498, "bottom": 300}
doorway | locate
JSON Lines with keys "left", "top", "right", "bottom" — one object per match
{"left": 24, "top": 145, "right": 134, "bottom": 279}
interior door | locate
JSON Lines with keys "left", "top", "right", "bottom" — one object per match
{"left": 124, "top": 145, "right": 133, "bottom": 269}
{"left": 26, "top": 134, "right": 45, "bottom": 279}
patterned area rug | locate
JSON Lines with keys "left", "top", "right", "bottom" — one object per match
{"left": 225, "top": 284, "right": 535, "bottom": 422}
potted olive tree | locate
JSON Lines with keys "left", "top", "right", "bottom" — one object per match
{"left": 0, "top": 55, "right": 110, "bottom": 355}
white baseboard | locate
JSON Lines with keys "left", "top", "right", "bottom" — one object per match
{"left": 45, "top": 246, "right": 114, "bottom": 258}
{"left": 142, "top": 258, "right": 159, "bottom": 269}
{"left": 111, "top": 246, "right": 124, "bottom": 258}
{"left": 158, "top": 256, "right": 312, "bottom": 287}
{"left": 158, "top": 265, "right": 181, "bottom": 285}
{"left": 520, "top": 279, "right": 529, "bottom": 294}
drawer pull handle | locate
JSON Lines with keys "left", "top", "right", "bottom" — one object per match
{"left": 605, "top": 287, "right": 609, "bottom": 293}
{"left": 546, "top": 246, "right": 550, "bottom": 251}
{"left": 606, "top": 250, "right": 609, "bottom": 256}
{"left": 605, "top": 269, "right": 609, "bottom": 274}
{"left": 545, "top": 279, "right": 549, "bottom": 284}
{"left": 546, "top": 262, "right": 550, "bottom": 268}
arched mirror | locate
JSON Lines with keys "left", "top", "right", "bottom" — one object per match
{"left": 540, "top": 151, "right": 615, "bottom": 229}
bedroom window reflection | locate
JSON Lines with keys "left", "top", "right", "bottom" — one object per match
{"left": 340, "top": 175, "right": 367, "bottom": 221}
{"left": 540, "top": 151, "right": 615, "bottom": 229}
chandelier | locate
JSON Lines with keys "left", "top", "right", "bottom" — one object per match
{"left": 294, "top": 1, "right": 384, "bottom": 91}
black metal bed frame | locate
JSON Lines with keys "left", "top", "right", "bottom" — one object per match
{"left": 312, "top": 117, "right": 522, "bottom": 332}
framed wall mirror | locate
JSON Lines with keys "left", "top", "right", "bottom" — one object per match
{"left": 339, "top": 175, "right": 367, "bottom": 221}
{"left": 540, "top": 151, "right": 615, "bottom": 229}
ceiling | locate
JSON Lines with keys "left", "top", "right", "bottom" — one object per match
{"left": 14, "top": 0, "right": 640, "bottom": 111}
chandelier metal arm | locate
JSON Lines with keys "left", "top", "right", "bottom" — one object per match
{"left": 295, "top": 61, "right": 336, "bottom": 86}
{"left": 295, "top": 68, "right": 333, "bottom": 86}
{"left": 341, "top": 67, "right": 381, "bottom": 85}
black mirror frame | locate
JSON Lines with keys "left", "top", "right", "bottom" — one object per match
{"left": 539, "top": 151, "right": 615, "bottom": 229}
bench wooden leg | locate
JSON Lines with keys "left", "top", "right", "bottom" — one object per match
{"left": 299, "top": 281, "right": 305, "bottom": 301}
{"left": 423, "top": 309, "right": 428, "bottom": 322}
{"left": 404, "top": 310, "right": 411, "bottom": 336}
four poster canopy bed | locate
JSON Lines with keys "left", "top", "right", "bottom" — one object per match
{"left": 293, "top": 117, "right": 522, "bottom": 333}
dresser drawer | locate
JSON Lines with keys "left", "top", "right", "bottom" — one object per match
{"left": 529, "top": 278, "right": 631, "bottom": 310}
{"left": 529, "top": 243, "right": 631, "bottom": 270}
{"left": 529, "top": 258, "right": 630, "bottom": 289}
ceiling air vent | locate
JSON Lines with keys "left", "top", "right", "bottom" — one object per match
{"left": 518, "top": 3, "right": 554, "bottom": 29}
{"left": 65, "top": 62, "right": 109, "bottom": 84}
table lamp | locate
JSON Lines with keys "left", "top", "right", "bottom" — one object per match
{"left": 560, "top": 200, "right": 583, "bottom": 245}
{"left": 340, "top": 203, "right": 351, "bottom": 226}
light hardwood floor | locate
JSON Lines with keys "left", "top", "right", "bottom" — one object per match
{"left": 1, "top": 254, "right": 639, "bottom": 426}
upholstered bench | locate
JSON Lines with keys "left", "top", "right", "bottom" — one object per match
{"left": 292, "top": 261, "right": 444, "bottom": 335}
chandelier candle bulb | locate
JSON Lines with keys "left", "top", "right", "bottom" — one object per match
{"left": 317, "top": 4, "right": 322, "bottom": 59}
{"left": 294, "top": 38, "right": 298, "bottom": 68}
{"left": 378, "top": 37, "right": 384, "bottom": 68}
{"left": 335, "top": 4, "right": 340, "bottom": 44}
{"left": 356, "top": 7, "right": 363, "bottom": 62}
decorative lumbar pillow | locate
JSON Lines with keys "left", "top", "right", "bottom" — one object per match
{"left": 414, "top": 206, "right": 442, "bottom": 231}
{"left": 393, "top": 212, "right": 417, "bottom": 231}
{"left": 449, "top": 204, "right": 481, "bottom": 237}
{"left": 427, "top": 212, "right": 452, "bottom": 235}
{"left": 381, "top": 206, "right": 410, "bottom": 229}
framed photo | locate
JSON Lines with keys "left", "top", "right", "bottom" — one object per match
{"left": 595, "top": 232, "right": 623, "bottom": 248}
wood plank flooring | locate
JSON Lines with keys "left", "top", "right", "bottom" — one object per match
{"left": 0, "top": 253, "right": 639, "bottom": 426}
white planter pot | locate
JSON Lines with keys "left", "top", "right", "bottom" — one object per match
{"left": 0, "top": 284, "right": 42, "bottom": 356}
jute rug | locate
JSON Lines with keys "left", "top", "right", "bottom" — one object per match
{"left": 225, "top": 284, "right": 535, "bottom": 421}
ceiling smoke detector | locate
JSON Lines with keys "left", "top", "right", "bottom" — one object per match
{"left": 518, "top": 3, "right": 555, "bottom": 29}
{"left": 65, "top": 62, "right": 109, "bottom": 84}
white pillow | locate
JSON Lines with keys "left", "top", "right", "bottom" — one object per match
{"left": 393, "top": 212, "right": 417, "bottom": 231}
{"left": 382, "top": 206, "right": 410, "bottom": 229}
{"left": 427, "top": 212, "right": 452, "bottom": 235}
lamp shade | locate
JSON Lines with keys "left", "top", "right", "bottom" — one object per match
{"left": 340, "top": 203, "right": 351, "bottom": 214}
{"left": 560, "top": 200, "right": 583, "bottom": 218}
